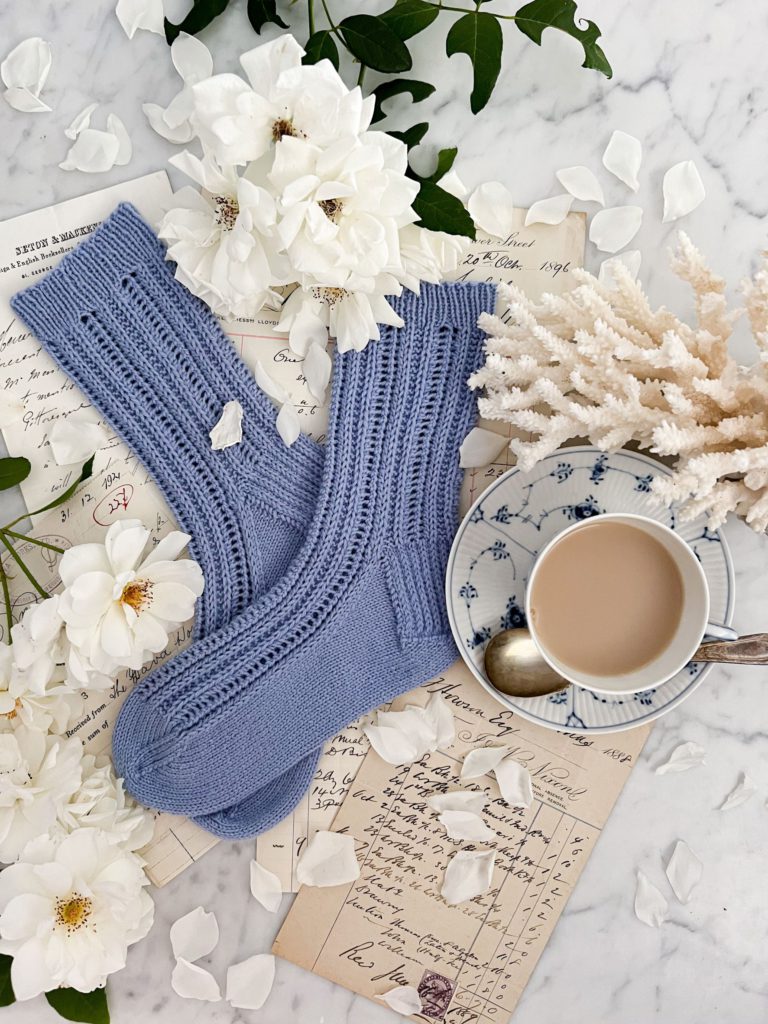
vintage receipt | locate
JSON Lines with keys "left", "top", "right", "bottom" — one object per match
{"left": 274, "top": 662, "right": 649, "bottom": 1021}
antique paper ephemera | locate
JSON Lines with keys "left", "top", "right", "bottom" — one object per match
{"left": 275, "top": 663, "right": 649, "bottom": 1022}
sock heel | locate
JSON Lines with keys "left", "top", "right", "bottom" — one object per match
{"left": 384, "top": 535, "right": 452, "bottom": 646}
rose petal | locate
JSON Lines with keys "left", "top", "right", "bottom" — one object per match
{"left": 427, "top": 790, "right": 486, "bottom": 814}
{"left": 276, "top": 401, "right": 300, "bottom": 447}
{"left": 441, "top": 850, "right": 495, "bottom": 905}
{"left": 4, "top": 87, "right": 51, "bottom": 113}
{"left": 655, "top": 741, "right": 706, "bottom": 775}
{"left": 461, "top": 745, "right": 509, "bottom": 781}
{"left": 249, "top": 859, "right": 282, "bottom": 913}
{"left": 171, "top": 958, "right": 221, "bottom": 1001}
{"left": 59, "top": 128, "right": 121, "bottom": 172}
{"left": 171, "top": 33, "right": 214, "bottom": 85}
{"left": 459, "top": 426, "right": 509, "bottom": 469}
{"left": 598, "top": 250, "right": 642, "bottom": 288}
{"left": 602, "top": 130, "right": 642, "bottom": 191}
{"left": 438, "top": 169, "right": 468, "bottom": 201}
{"left": 662, "top": 160, "right": 705, "bottom": 223}
{"left": 0, "top": 396, "right": 24, "bottom": 428}
{"left": 468, "top": 182, "right": 516, "bottom": 238}
{"left": 115, "top": 0, "right": 165, "bottom": 39}
{"left": 379, "top": 706, "right": 437, "bottom": 757}
{"left": 665, "top": 840, "right": 702, "bottom": 904}
{"left": 1, "top": 37, "right": 51, "bottom": 96}
{"left": 493, "top": 758, "right": 533, "bottom": 808}
{"left": 378, "top": 986, "right": 423, "bottom": 1015}
{"left": 296, "top": 830, "right": 360, "bottom": 888}
{"left": 143, "top": 102, "right": 196, "bottom": 144}
{"left": 423, "top": 693, "right": 455, "bottom": 750}
{"left": 555, "top": 165, "right": 604, "bottom": 204}
{"left": 225, "top": 953, "right": 275, "bottom": 1011}
{"left": 718, "top": 772, "right": 756, "bottom": 811}
{"left": 170, "top": 906, "right": 219, "bottom": 962}
{"left": 209, "top": 400, "right": 243, "bottom": 450}
{"left": 65, "top": 102, "right": 98, "bottom": 139}
{"left": 303, "top": 342, "right": 332, "bottom": 401}
{"left": 106, "top": 113, "right": 132, "bottom": 166}
{"left": 438, "top": 810, "right": 495, "bottom": 842}
{"left": 634, "top": 870, "right": 667, "bottom": 927}
{"left": 589, "top": 206, "right": 643, "bottom": 254}
{"left": 49, "top": 418, "right": 108, "bottom": 465}
{"left": 524, "top": 194, "right": 574, "bottom": 227}
{"left": 363, "top": 723, "right": 420, "bottom": 765}
{"left": 254, "top": 361, "right": 289, "bottom": 404}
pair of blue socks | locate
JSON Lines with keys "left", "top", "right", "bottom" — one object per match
{"left": 13, "top": 204, "right": 495, "bottom": 838}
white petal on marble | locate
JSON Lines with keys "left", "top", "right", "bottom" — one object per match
{"left": 441, "top": 849, "right": 496, "bottom": 905}
{"left": 249, "top": 859, "right": 282, "bottom": 913}
{"left": 1, "top": 37, "right": 52, "bottom": 112}
{"left": 143, "top": 101, "right": 196, "bottom": 143}
{"left": 209, "top": 400, "right": 243, "bottom": 450}
{"left": 0, "top": 396, "right": 24, "bottom": 427}
{"left": 427, "top": 790, "right": 486, "bottom": 815}
{"left": 59, "top": 127, "right": 121, "bottom": 172}
{"left": 49, "top": 417, "right": 108, "bottom": 465}
{"left": 171, "top": 33, "right": 214, "bottom": 85}
{"left": 364, "top": 723, "right": 420, "bottom": 765}
{"left": 602, "top": 130, "right": 642, "bottom": 191}
{"left": 303, "top": 341, "right": 332, "bottom": 401}
{"left": 296, "top": 830, "right": 360, "bottom": 888}
{"left": 171, "top": 958, "right": 222, "bottom": 1002}
{"left": 115, "top": 0, "right": 165, "bottom": 38}
{"left": 276, "top": 401, "right": 300, "bottom": 447}
{"left": 589, "top": 206, "right": 643, "bottom": 253}
{"left": 169, "top": 906, "right": 220, "bottom": 962}
{"left": 65, "top": 101, "right": 98, "bottom": 139}
{"left": 598, "top": 249, "right": 642, "bottom": 288}
{"left": 468, "top": 182, "right": 516, "bottom": 238}
{"left": 634, "top": 870, "right": 667, "bottom": 928}
{"left": 556, "top": 165, "right": 605, "bottom": 204}
{"left": 459, "top": 426, "right": 509, "bottom": 469}
{"left": 665, "top": 840, "right": 702, "bottom": 904}
{"left": 423, "top": 693, "right": 455, "bottom": 750}
{"left": 378, "top": 985, "right": 423, "bottom": 1015}
{"left": 494, "top": 758, "right": 534, "bottom": 809}
{"left": 439, "top": 810, "right": 496, "bottom": 842}
{"left": 461, "top": 745, "right": 509, "bottom": 781}
{"left": 655, "top": 741, "right": 707, "bottom": 775}
{"left": 107, "top": 113, "right": 132, "bottom": 165}
{"left": 438, "top": 169, "right": 468, "bottom": 201}
{"left": 525, "top": 194, "right": 574, "bottom": 227}
{"left": 4, "top": 87, "right": 51, "bottom": 113}
{"left": 662, "top": 160, "right": 706, "bottom": 223}
{"left": 718, "top": 772, "right": 756, "bottom": 811}
{"left": 225, "top": 953, "right": 276, "bottom": 1010}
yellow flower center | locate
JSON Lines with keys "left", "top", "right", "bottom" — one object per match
{"left": 120, "top": 579, "right": 153, "bottom": 613}
{"left": 312, "top": 287, "right": 349, "bottom": 308}
{"left": 318, "top": 198, "right": 344, "bottom": 223}
{"left": 0, "top": 698, "right": 22, "bottom": 721}
{"left": 212, "top": 194, "right": 240, "bottom": 231}
{"left": 55, "top": 894, "right": 92, "bottom": 933}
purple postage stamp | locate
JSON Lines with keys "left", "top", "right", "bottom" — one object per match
{"left": 418, "top": 970, "right": 455, "bottom": 1019}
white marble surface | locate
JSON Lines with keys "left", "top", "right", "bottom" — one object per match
{"left": 2, "top": 0, "right": 768, "bottom": 1021}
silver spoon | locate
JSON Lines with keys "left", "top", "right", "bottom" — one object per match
{"left": 484, "top": 628, "right": 768, "bottom": 699}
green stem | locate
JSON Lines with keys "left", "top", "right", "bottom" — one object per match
{"left": 0, "top": 532, "right": 48, "bottom": 600}
{"left": 319, "top": 0, "right": 344, "bottom": 41}
{"left": 2, "top": 528, "right": 64, "bottom": 554}
{"left": 308, "top": 0, "right": 315, "bottom": 35}
{"left": 0, "top": 562, "right": 11, "bottom": 644}
{"left": 430, "top": 1, "right": 519, "bottom": 17}
{"left": 357, "top": 63, "right": 367, "bottom": 87}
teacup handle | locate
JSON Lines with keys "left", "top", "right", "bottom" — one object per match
{"left": 694, "top": 633, "right": 768, "bottom": 665}
{"left": 704, "top": 622, "right": 738, "bottom": 642}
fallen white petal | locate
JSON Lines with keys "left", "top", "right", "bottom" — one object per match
{"left": 49, "top": 418, "right": 108, "bottom": 465}
{"left": 171, "top": 958, "right": 222, "bottom": 1002}
{"left": 589, "top": 206, "right": 643, "bottom": 253}
{"left": 461, "top": 745, "right": 509, "bottom": 781}
{"left": 249, "top": 859, "right": 282, "bottom": 913}
{"left": 598, "top": 249, "right": 642, "bottom": 288}
{"left": 381, "top": 706, "right": 438, "bottom": 756}
{"left": 555, "top": 165, "right": 604, "bottom": 204}
{"left": 378, "top": 985, "right": 423, "bottom": 1015}
{"left": 665, "top": 840, "right": 702, "bottom": 903}
{"left": 65, "top": 101, "right": 98, "bottom": 139}
{"left": 296, "top": 830, "right": 360, "bottom": 888}
{"left": 423, "top": 693, "right": 455, "bottom": 750}
{"left": 438, "top": 169, "right": 468, "bottom": 201}
{"left": 459, "top": 426, "right": 509, "bottom": 468}
{"left": 524, "top": 194, "right": 573, "bottom": 227}
{"left": 655, "top": 741, "right": 707, "bottom": 775}
{"left": 494, "top": 758, "right": 534, "bottom": 808}
{"left": 427, "top": 790, "right": 486, "bottom": 815}
{"left": 143, "top": 101, "right": 196, "bottom": 144}
{"left": 634, "top": 870, "right": 667, "bottom": 927}
{"left": 254, "top": 361, "right": 289, "bottom": 404}
{"left": 1, "top": 37, "right": 52, "bottom": 100}
{"left": 662, "top": 160, "right": 705, "bottom": 223}
{"left": 0, "top": 396, "right": 24, "bottom": 428}
{"left": 276, "top": 401, "right": 300, "bottom": 447}
{"left": 468, "top": 181, "right": 516, "bottom": 238}
{"left": 106, "top": 113, "right": 132, "bottom": 166}
{"left": 441, "top": 850, "right": 495, "bottom": 905}
{"left": 170, "top": 906, "right": 220, "bottom": 962}
{"left": 171, "top": 33, "right": 214, "bottom": 85}
{"left": 225, "top": 954, "right": 275, "bottom": 1011}
{"left": 209, "top": 399, "right": 243, "bottom": 450}
{"left": 364, "top": 723, "right": 420, "bottom": 765}
{"left": 4, "top": 87, "right": 51, "bottom": 113}
{"left": 59, "top": 128, "right": 121, "bottom": 172}
{"left": 115, "top": 0, "right": 165, "bottom": 38}
{"left": 602, "top": 130, "right": 642, "bottom": 191}
{"left": 439, "top": 810, "right": 495, "bottom": 842}
{"left": 719, "top": 772, "right": 756, "bottom": 811}
{"left": 303, "top": 341, "right": 332, "bottom": 401}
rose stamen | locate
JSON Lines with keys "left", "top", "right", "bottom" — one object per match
{"left": 120, "top": 579, "right": 153, "bottom": 613}
{"left": 318, "top": 198, "right": 344, "bottom": 222}
{"left": 55, "top": 894, "right": 93, "bottom": 934}
{"left": 212, "top": 195, "right": 240, "bottom": 231}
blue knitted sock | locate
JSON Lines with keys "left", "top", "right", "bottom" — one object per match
{"left": 112, "top": 282, "right": 495, "bottom": 825}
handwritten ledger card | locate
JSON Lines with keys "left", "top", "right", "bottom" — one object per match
{"left": 275, "top": 662, "right": 649, "bottom": 1021}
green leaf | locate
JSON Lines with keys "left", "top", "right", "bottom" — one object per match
{"left": 45, "top": 987, "right": 109, "bottom": 1024}
{"left": 426, "top": 146, "right": 458, "bottom": 182}
{"left": 246, "top": 0, "right": 288, "bottom": 33}
{"left": 26, "top": 456, "right": 94, "bottom": 519}
{"left": 380, "top": 0, "right": 439, "bottom": 40}
{"left": 303, "top": 30, "right": 340, "bottom": 70}
{"left": 446, "top": 12, "right": 503, "bottom": 114}
{"left": 339, "top": 15, "right": 412, "bottom": 74}
{"left": 371, "top": 79, "right": 435, "bottom": 124}
{"left": 412, "top": 179, "right": 476, "bottom": 238}
{"left": 515, "top": 0, "right": 612, "bottom": 78}
{"left": 388, "top": 122, "right": 429, "bottom": 150}
{"left": 0, "top": 457, "right": 30, "bottom": 492}
{"left": 164, "top": 0, "right": 231, "bottom": 43}
{"left": 0, "top": 955, "right": 14, "bottom": 1008}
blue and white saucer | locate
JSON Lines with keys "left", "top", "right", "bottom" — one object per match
{"left": 446, "top": 447, "right": 735, "bottom": 733}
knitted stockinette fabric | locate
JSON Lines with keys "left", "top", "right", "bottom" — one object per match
{"left": 10, "top": 202, "right": 325, "bottom": 827}
{"left": 113, "top": 281, "right": 496, "bottom": 828}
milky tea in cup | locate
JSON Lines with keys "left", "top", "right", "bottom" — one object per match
{"left": 525, "top": 513, "right": 710, "bottom": 694}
